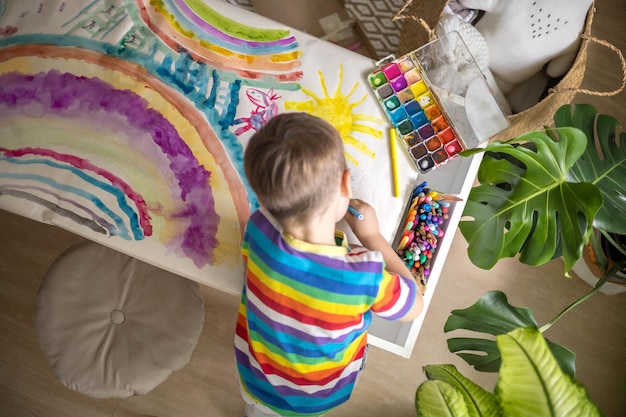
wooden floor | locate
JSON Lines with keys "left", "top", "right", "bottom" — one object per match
{"left": 1, "top": 1, "right": 625, "bottom": 416}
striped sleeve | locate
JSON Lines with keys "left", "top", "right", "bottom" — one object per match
{"left": 370, "top": 270, "right": 418, "bottom": 321}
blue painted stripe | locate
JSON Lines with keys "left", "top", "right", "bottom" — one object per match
{"left": 0, "top": 171, "right": 133, "bottom": 240}
{"left": 61, "top": 0, "right": 100, "bottom": 28}
{"left": 1, "top": 157, "right": 142, "bottom": 239}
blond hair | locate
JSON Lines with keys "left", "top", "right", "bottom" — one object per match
{"left": 244, "top": 112, "right": 347, "bottom": 224}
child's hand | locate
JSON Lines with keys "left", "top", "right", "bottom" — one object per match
{"left": 344, "top": 199, "right": 382, "bottom": 243}
{"left": 344, "top": 199, "right": 424, "bottom": 322}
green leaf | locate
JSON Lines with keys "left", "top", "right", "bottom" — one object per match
{"left": 554, "top": 104, "right": 626, "bottom": 234}
{"left": 447, "top": 337, "right": 501, "bottom": 372}
{"left": 545, "top": 339, "right": 577, "bottom": 378}
{"left": 446, "top": 337, "right": 576, "bottom": 378}
{"left": 496, "top": 328, "right": 602, "bottom": 417}
{"left": 415, "top": 380, "right": 470, "bottom": 417}
{"left": 422, "top": 364, "right": 501, "bottom": 417}
{"left": 444, "top": 291, "right": 538, "bottom": 335}
{"left": 444, "top": 291, "right": 576, "bottom": 377}
{"left": 460, "top": 128, "right": 603, "bottom": 272}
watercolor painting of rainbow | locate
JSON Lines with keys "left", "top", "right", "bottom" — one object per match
{"left": 0, "top": 0, "right": 414, "bottom": 294}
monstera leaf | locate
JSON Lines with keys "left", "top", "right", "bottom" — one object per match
{"left": 460, "top": 126, "right": 603, "bottom": 272}
{"left": 415, "top": 329, "right": 600, "bottom": 417}
{"left": 554, "top": 104, "right": 626, "bottom": 235}
{"left": 444, "top": 291, "right": 576, "bottom": 377}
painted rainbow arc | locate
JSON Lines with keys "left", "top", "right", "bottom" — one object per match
{"left": 0, "top": 69, "right": 227, "bottom": 267}
{"left": 138, "top": 0, "right": 303, "bottom": 84}
{"left": 170, "top": 0, "right": 298, "bottom": 53}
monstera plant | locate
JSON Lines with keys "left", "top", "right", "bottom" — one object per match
{"left": 413, "top": 104, "right": 625, "bottom": 416}
{"left": 449, "top": 103, "right": 625, "bottom": 370}
{"left": 461, "top": 103, "right": 625, "bottom": 273}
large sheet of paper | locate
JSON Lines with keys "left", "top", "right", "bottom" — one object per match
{"left": 0, "top": 0, "right": 419, "bottom": 295}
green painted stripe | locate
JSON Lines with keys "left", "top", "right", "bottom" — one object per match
{"left": 184, "top": 0, "right": 290, "bottom": 42}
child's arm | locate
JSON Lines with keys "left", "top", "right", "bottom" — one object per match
{"left": 344, "top": 199, "right": 423, "bottom": 321}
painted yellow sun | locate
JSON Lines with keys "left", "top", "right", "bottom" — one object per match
{"left": 283, "top": 65, "right": 384, "bottom": 166}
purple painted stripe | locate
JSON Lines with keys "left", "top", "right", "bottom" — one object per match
{"left": 2, "top": 183, "right": 116, "bottom": 234}
{"left": 1, "top": 187, "right": 107, "bottom": 235}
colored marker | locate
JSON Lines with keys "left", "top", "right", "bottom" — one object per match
{"left": 389, "top": 128, "right": 401, "bottom": 198}
{"left": 348, "top": 205, "right": 364, "bottom": 220}
{"left": 439, "top": 194, "right": 464, "bottom": 202}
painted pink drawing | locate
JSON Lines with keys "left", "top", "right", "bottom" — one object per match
{"left": 232, "top": 88, "right": 281, "bottom": 136}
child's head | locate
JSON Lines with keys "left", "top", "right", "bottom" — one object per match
{"left": 244, "top": 112, "right": 348, "bottom": 225}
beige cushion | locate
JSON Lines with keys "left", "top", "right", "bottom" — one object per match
{"left": 34, "top": 242, "right": 204, "bottom": 398}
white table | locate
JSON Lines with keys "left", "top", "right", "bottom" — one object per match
{"left": 0, "top": 0, "right": 482, "bottom": 358}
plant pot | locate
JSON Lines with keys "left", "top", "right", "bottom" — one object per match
{"left": 573, "top": 230, "right": 626, "bottom": 295}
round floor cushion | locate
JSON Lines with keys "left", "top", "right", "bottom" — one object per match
{"left": 34, "top": 242, "right": 205, "bottom": 398}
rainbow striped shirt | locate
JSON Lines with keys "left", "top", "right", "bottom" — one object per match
{"left": 235, "top": 209, "right": 418, "bottom": 416}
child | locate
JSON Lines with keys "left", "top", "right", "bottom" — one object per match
{"left": 234, "top": 112, "right": 424, "bottom": 417}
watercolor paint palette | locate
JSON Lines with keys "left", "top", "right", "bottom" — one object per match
{"left": 368, "top": 32, "right": 509, "bottom": 174}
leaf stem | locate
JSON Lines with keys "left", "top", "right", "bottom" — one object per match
{"left": 539, "top": 263, "right": 623, "bottom": 333}
{"left": 600, "top": 230, "right": 626, "bottom": 258}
